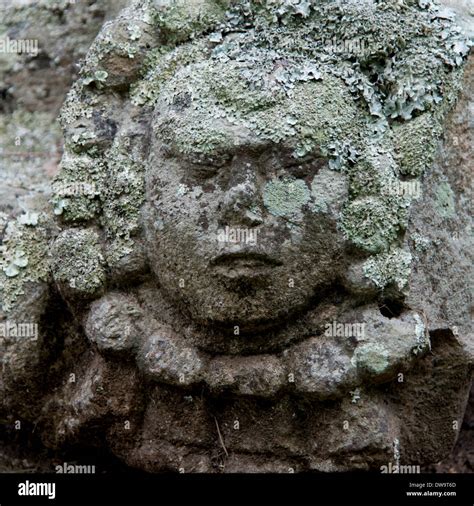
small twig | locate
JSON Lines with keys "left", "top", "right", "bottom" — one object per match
{"left": 214, "top": 417, "right": 228, "bottom": 458}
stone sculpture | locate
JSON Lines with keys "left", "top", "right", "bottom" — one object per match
{"left": 1, "top": 0, "right": 472, "bottom": 473}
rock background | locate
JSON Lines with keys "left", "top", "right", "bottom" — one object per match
{"left": 0, "top": 0, "right": 472, "bottom": 473}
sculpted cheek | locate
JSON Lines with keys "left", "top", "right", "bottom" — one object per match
{"left": 263, "top": 178, "right": 311, "bottom": 221}
{"left": 310, "top": 168, "right": 349, "bottom": 217}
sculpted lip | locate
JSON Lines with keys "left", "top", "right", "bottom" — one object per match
{"left": 211, "top": 252, "right": 283, "bottom": 269}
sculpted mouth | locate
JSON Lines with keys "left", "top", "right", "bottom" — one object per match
{"left": 211, "top": 252, "right": 283, "bottom": 269}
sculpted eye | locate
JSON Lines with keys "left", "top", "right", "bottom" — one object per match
{"left": 186, "top": 153, "right": 232, "bottom": 179}
{"left": 189, "top": 164, "right": 220, "bottom": 179}
{"left": 284, "top": 157, "right": 327, "bottom": 178}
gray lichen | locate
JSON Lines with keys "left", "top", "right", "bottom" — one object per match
{"left": 263, "top": 178, "right": 311, "bottom": 220}
{"left": 362, "top": 248, "right": 413, "bottom": 291}
{"left": 50, "top": 228, "right": 105, "bottom": 297}
{"left": 0, "top": 215, "right": 51, "bottom": 312}
{"left": 435, "top": 181, "right": 457, "bottom": 218}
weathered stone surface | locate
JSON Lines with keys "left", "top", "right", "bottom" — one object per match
{"left": 0, "top": 0, "right": 472, "bottom": 473}
{"left": 85, "top": 292, "right": 142, "bottom": 353}
{"left": 207, "top": 355, "right": 286, "bottom": 397}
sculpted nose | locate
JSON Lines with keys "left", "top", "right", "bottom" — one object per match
{"left": 219, "top": 170, "right": 263, "bottom": 227}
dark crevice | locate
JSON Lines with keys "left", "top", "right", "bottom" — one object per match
{"left": 0, "top": 87, "right": 16, "bottom": 114}
{"left": 378, "top": 298, "right": 406, "bottom": 318}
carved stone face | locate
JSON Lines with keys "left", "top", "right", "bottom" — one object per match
{"left": 3, "top": 0, "right": 470, "bottom": 477}
{"left": 143, "top": 61, "right": 359, "bottom": 332}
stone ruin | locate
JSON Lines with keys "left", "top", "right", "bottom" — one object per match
{"left": 0, "top": 0, "right": 472, "bottom": 473}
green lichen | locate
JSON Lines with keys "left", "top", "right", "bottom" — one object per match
{"left": 131, "top": 40, "right": 209, "bottom": 106}
{"left": 101, "top": 140, "right": 145, "bottom": 270}
{"left": 362, "top": 248, "right": 412, "bottom": 291}
{"left": 413, "top": 313, "right": 430, "bottom": 355}
{"left": 353, "top": 344, "right": 390, "bottom": 377}
{"left": 347, "top": 145, "right": 399, "bottom": 198}
{"left": 0, "top": 215, "right": 51, "bottom": 313}
{"left": 435, "top": 181, "right": 456, "bottom": 218}
{"left": 153, "top": 62, "right": 365, "bottom": 161}
{"left": 353, "top": 310, "right": 430, "bottom": 377}
{"left": 263, "top": 178, "right": 311, "bottom": 220}
{"left": 215, "top": 0, "right": 469, "bottom": 121}
{"left": 340, "top": 197, "right": 409, "bottom": 254}
{"left": 51, "top": 229, "right": 105, "bottom": 296}
{"left": 391, "top": 114, "right": 441, "bottom": 178}
{"left": 0, "top": 109, "right": 61, "bottom": 312}
{"left": 59, "top": 83, "right": 94, "bottom": 127}
{"left": 83, "top": 70, "right": 109, "bottom": 88}
{"left": 51, "top": 153, "right": 103, "bottom": 222}
{"left": 152, "top": 0, "right": 230, "bottom": 45}
{"left": 411, "top": 232, "right": 431, "bottom": 253}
